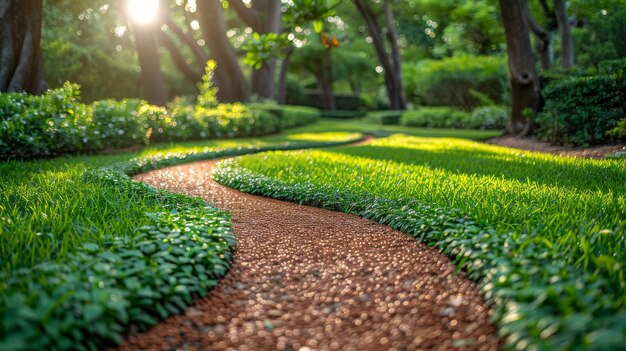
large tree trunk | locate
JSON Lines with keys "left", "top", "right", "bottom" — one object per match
{"left": 158, "top": 31, "right": 202, "bottom": 84}
{"left": 316, "top": 50, "right": 335, "bottom": 110}
{"left": 383, "top": 0, "right": 407, "bottom": 110}
{"left": 522, "top": 0, "right": 553, "bottom": 70}
{"left": 277, "top": 47, "right": 294, "bottom": 105}
{"left": 0, "top": 0, "right": 46, "bottom": 94}
{"left": 553, "top": 0, "right": 574, "bottom": 68}
{"left": 129, "top": 19, "right": 167, "bottom": 106}
{"left": 197, "top": 0, "right": 249, "bottom": 102}
{"left": 232, "top": 0, "right": 281, "bottom": 100}
{"left": 353, "top": 0, "right": 406, "bottom": 110}
{"left": 499, "top": 0, "right": 540, "bottom": 136}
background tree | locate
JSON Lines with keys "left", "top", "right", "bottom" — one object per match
{"left": 499, "top": 0, "right": 540, "bottom": 135}
{"left": 0, "top": 0, "right": 47, "bottom": 94}
{"left": 353, "top": 0, "right": 407, "bottom": 110}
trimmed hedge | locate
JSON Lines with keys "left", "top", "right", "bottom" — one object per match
{"left": 399, "top": 106, "right": 507, "bottom": 130}
{"left": 400, "top": 107, "right": 471, "bottom": 129}
{"left": 366, "top": 110, "right": 404, "bottom": 125}
{"left": 321, "top": 110, "right": 366, "bottom": 119}
{"left": 536, "top": 74, "right": 626, "bottom": 147}
{"left": 249, "top": 103, "right": 320, "bottom": 129}
{"left": 0, "top": 83, "right": 321, "bottom": 160}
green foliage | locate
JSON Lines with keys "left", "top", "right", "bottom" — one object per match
{"left": 366, "top": 111, "right": 404, "bottom": 125}
{"left": 250, "top": 103, "right": 321, "bottom": 129}
{"left": 400, "top": 107, "right": 471, "bottom": 129}
{"left": 243, "top": 33, "right": 290, "bottom": 70}
{"left": 469, "top": 106, "right": 509, "bottom": 130}
{"left": 403, "top": 55, "right": 507, "bottom": 110}
{"left": 214, "top": 135, "right": 626, "bottom": 351}
{"left": 573, "top": 4, "right": 626, "bottom": 69}
{"left": 196, "top": 60, "right": 219, "bottom": 109}
{"left": 0, "top": 129, "right": 362, "bottom": 350}
{"left": 0, "top": 83, "right": 90, "bottom": 158}
{"left": 1, "top": 83, "right": 324, "bottom": 159}
{"left": 320, "top": 110, "right": 366, "bottom": 119}
{"left": 536, "top": 72, "right": 626, "bottom": 146}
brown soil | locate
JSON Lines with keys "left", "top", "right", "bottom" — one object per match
{"left": 117, "top": 159, "right": 499, "bottom": 351}
{"left": 486, "top": 136, "right": 626, "bottom": 159}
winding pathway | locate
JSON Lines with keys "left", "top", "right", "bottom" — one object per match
{"left": 117, "top": 149, "right": 499, "bottom": 350}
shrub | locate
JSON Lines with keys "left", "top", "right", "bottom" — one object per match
{"left": 196, "top": 103, "right": 281, "bottom": 138}
{"left": 400, "top": 107, "right": 471, "bottom": 129}
{"left": 536, "top": 73, "right": 626, "bottom": 146}
{"left": 91, "top": 99, "right": 147, "bottom": 149}
{"left": 288, "top": 90, "right": 365, "bottom": 111}
{"left": 403, "top": 55, "right": 507, "bottom": 110}
{"left": 366, "top": 110, "right": 404, "bottom": 125}
{"left": 0, "top": 83, "right": 90, "bottom": 158}
{"left": 320, "top": 110, "right": 366, "bottom": 119}
{"left": 249, "top": 103, "right": 320, "bottom": 129}
{"left": 468, "top": 106, "right": 508, "bottom": 130}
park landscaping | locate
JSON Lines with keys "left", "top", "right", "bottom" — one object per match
{"left": 214, "top": 136, "right": 626, "bottom": 350}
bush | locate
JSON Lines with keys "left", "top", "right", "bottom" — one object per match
{"left": 468, "top": 106, "right": 508, "bottom": 130}
{"left": 321, "top": 110, "right": 366, "bottom": 119}
{"left": 249, "top": 103, "right": 320, "bottom": 129}
{"left": 366, "top": 111, "right": 404, "bottom": 125}
{"left": 400, "top": 107, "right": 471, "bottom": 129}
{"left": 536, "top": 73, "right": 626, "bottom": 146}
{"left": 196, "top": 103, "right": 281, "bottom": 138}
{"left": 288, "top": 90, "right": 365, "bottom": 111}
{"left": 91, "top": 99, "right": 147, "bottom": 149}
{"left": 403, "top": 55, "right": 507, "bottom": 110}
{"left": 0, "top": 83, "right": 90, "bottom": 158}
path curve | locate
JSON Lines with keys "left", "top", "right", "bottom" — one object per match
{"left": 117, "top": 153, "right": 499, "bottom": 350}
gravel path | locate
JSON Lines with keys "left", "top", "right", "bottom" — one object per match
{"left": 118, "top": 157, "right": 499, "bottom": 351}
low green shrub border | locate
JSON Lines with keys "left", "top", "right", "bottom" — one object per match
{"left": 0, "top": 135, "right": 363, "bottom": 350}
{"left": 321, "top": 110, "right": 366, "bottom": 119}
{"left": 400, "top": 107, "right": 471, "bottom": 129}
{"left": 212, "top": 140, "right": 626, "bottom": 351}
{"left": 468, "top": 106, "right": 509, "bottom": 130}
{"left": 366, "top": 110, "right": 404, "bottom": 125}
{"left": 248, "top": 103, "right": 320, "bottom": 129}
{"left": 0, "top": 84, "right": 322, "bottom": 160}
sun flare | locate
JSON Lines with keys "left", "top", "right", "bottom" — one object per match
{"left": 127, "top": 0, "right": 160, "bottom": 25}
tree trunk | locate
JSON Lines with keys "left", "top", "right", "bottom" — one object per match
{"left": 553, "top": 0, "right": 574, "bottom": 68}
{"left": 522, "top": 0, "right": 553, "bottom": 70}
{"left": 197, "top": 0, "right": 249, "bottom": 102}
{"left": 232, "top": 0, "right": 281, "bottom": 100}
{"left": 499, "top": 0, "right": 540, "bottom": 136}
{"left": 353, "top": 0, "right": 406, "bottom": 110}
{"left": 383, "top": 0, "right": 407, "bottom": 110}
{"left": 316, "top": 50, "right": 335, "bottom": 110}
{"left": 277, "top": 47, "right": 294, "bottom": 105}
{"left": 129, "top": 19, "right": 167, "bottom": 106}
{"left": 158, "top": 31, "right": 202, "bottom": 84}
{"left": 0, "top": 0, "right": 46, "bottom": 94}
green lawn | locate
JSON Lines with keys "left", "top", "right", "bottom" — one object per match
{"left": 214, "top": 134, "right": 626, "bottom": 351}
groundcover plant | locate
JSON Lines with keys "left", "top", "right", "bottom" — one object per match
{"left": 214, "top": 135, "right": 626, "bottom": 350}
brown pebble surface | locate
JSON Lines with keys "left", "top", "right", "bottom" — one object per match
{"left": 116, "top": 156, "right": 500, "bottom": 351}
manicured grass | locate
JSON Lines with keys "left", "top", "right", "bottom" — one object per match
{"left": 213, "top": 135, "right": 626, "bottom": 350}
{"left": 296, "top": 118, "right": 501, "bottom": 139}
{"left": 0, "top": 129, "right": 361, "bottom": 350}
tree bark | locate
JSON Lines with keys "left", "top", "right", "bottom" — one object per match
{"left": 499, "top": 0, "right": 540, "bottom": 136}
{"left": 553, "top": 0, "right": 574, "bottom": 68}
{"left": 353, "top": 0, "right": 406, "bottom": 110}
{"left": 158, "top": 31, "right": 202, "bottom": 84}
{"left": 232, "top": 0, "right": 281, "bottom": 100}
{"left": 383, "top": 0, "right": 407, "bottom": 109}
{"left": 522, "top": 0, "right": 553, "bottom": 70}
{"left": 277, "top": 46, "right": 294, "bottom": 105}
{"left": 196, "top": 0, "right": 249, "bottom": 102}
{"left": 164, "top": 17, "right": 209, "bottom": 65}
{"left": 129, "top": 18, "right": 167, "bottom": 106}
{"left": 0, "top": 0, "right": 47, "bottom": 94}
{"left": 316, "top": 50, "right": 335, "bottom": 110}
